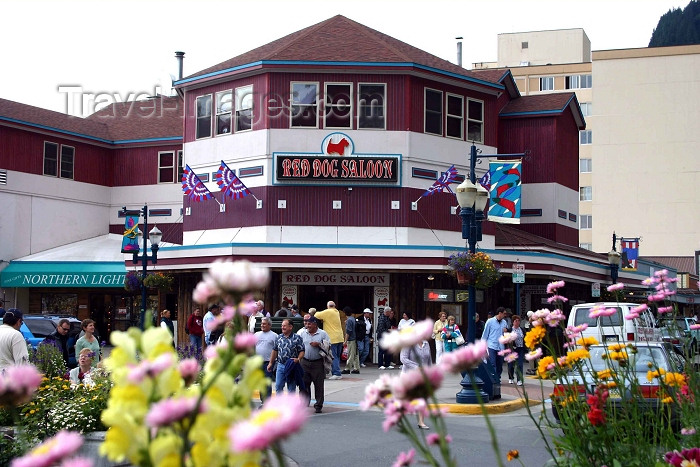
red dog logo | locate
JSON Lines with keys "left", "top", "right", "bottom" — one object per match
{"left": 326, "top": 137, "right": 349, "bottom": 156}
{"left": 283, "top": 296, "right": 294, "bottom": 306}
{"left": 377, "top": 298, "right": 388, "bottom": 306}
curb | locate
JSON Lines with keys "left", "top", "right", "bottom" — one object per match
{"left": 437, "top": 397, "right": 542, "bottom": 415}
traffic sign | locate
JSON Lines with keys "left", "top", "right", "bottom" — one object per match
{"left": 512, "top": 273, "right": 525, "bottom": 283}
{"left": 514, "top": 263, "right": 525, "bottom": 273}
{"left": 592, "top": 282, "right": 601, "bottom": 297}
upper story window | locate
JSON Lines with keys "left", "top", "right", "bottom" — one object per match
{"left": 579, "top": 102, "right": 592, "bottom": 116}
{"left": 467, "top": 99, "right": 484, "bottom": 143}
{"left": 291, "top": 82, "right": 318, "bottom": 128}
{"left": 446, "top": 94, "right": 463, "bottom": 139}
{"left": 358, "top": 83, "right": 385, "bottom": 129}
{"left": 580, "top": 215, "right": 592, "bottom": 230}
{"left": 579, "top": 186, "right": 592, "bottom": 201}
{"left": 325, "top": 83, "right": 352, "bottom": 129}
{"left": 424, "top": 88, "right": 443, "bottom": 135}
{"left": 216, "top": 91, "right": 232, "bottom": 135}
{"left": 235, "top": 85, "right": 253, "bottom": 132}
{"left": 580, "top": 130, "right": 592, "bottom": 145}
{"left": 566, "top": 74, "right": 592, "bottom": 89}
{"left": 196, "top": 95, "right": 212, "bottom": 139}
{"left": 159, "top": 150, "right": 184, "bottom": 183}
{"left": 539, "top": 77, "right": 554, "bottom": 91}
{"left": 43, "top": 142, "right": 74, "bottom": 179}
{"left": 580, "top": 158, "right": 592, "bottom": 173}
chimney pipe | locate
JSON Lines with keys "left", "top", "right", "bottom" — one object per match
{"left": 175, "top": 51, "right": 185, "bottom": 81}
{"left": 456, "top": 37, "right": 463, "bottom": 68}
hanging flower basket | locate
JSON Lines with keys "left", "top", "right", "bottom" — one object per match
{"left": 142, "top": 272, "right": 174, "bottom": 291}
{"left": 448, "top": 251, "right": 500, "bottom": 289}
{"left": 124, "top": 271, "right": 143, "bottom": 292}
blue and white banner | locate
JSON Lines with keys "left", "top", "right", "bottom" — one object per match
{"left": 487, "top": 161, "right": 521, "bottom": 224}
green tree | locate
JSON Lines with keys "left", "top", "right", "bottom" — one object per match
{"left": 649, "top": 0, "right": 700, "bottom": 47}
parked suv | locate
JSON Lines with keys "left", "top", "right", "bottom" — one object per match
{"left": 658, "top": 316, "right": 699, "bottom": 353}
{"left": 20, "top": 315, "right": 82, "bottom": 367}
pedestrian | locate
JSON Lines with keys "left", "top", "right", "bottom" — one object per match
{"left": 474, "top": 313, "right": 485, "bottom": 339}
{"left": 342, "top": 307, "right": 360, "bottom": 374}
{"left": 203, "top": 304, "right": 221, "bottom": 346}
{"left": 398, "top": 312, "right": 415, "bottom": 330}
{"left": 69, "top": 348, "right": 96, "bottom": 387}
{"left": 0, "top": 308, "right": 29, "bottom": 371}
{"left": 313, "top": 301, "right": 344, "bottom": 379}
{"left": 160, "top": 309, "right": 174, "bottom": 343}
{"left": 432, "top": 311, "right": 448, "bottom": 364}
{"left": 255, "top": 316, "right": 278, "bottom": 405}
{"left": 267, "top": 319, "right": 305, "bottom": 394}
{"left": 274, "top": 300, "right": 290, "bottom": 318}
{"left": 186, "top": 307, "right": 204, "bottom": 351}
{"left": 482, "top": 307, "right": 508, "bottom": 383}
{"left": 441, "top": 315, "right": 462, "bottom": 353}
{"left": 75, "top": 319, "right": 101, "bottom": 368}
{"left": 41, "top": 318, "right": 71, "bottom": 366}
{"left": 299, "top": 316, "right": 330, "bottom": 413}
{"left": 359, "top": 308, "right": 372, "bottom": 367}
{"left": 248, "top": 301, "right": 265, "bottom": 332}
{"left": 290, "top": 304, "right": 301, "bottom": 318}
{"left": 376, "top": 307, "right": 394, "bottom": 369}
{"left": 400, "top": 333, "right": 431, "bottom": 430}
{"left": 507, "top": 315, "right": 526, "bottom": 386}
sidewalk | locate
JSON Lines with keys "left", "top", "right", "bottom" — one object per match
{"left": 311, "top": 363, "right": 554, "bottom": 415}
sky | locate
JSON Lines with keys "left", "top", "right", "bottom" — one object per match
{"left": 1, "top": 0, "right": 685, "bottom": 116}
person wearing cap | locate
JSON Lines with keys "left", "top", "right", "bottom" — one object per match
{"left": 0, "top": 308, "right": 29, "bottom": 371}
{"left": 203, "top": 304, "right": 221, "bottom": 345}
{"left": 313, "top": 301, "right": 344, "bottom": 380}
{"left": 358, "top": 308, "right": 372, "bottom": 367}
{"left": 290, "top": 304, "right": 301, "bottom": 318}
{"left": 299, "top": 316, "right": 329, "bottom": 413}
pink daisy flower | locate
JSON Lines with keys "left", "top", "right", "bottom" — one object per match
{"left": 657, "top": 306, "right": 674, "bottom": 314}
{"left": 234, "top": 332, "right": 257, "bottom": 351}
{"left": 504, "top": 353, "right": 518, "bottom": 363}
{"left": 145, "top": 396, "right": 205, "bottom": 428}
{"left": 546, "top": 281, "right": 565, "bottom": 294}
{"left": 499, "top": 332, "right": 517, "bottom": 345}
{"left": 392, "top": 449, "right": 416, "bottom": 467}
{"left": 59, "top": 457, "right": 94, "bottom": 467}
{"left": 525, "top": 348, "right": 543, "bottom": 361}
{"left": 379, "top": 319, "right": 433, "bottom": 354}
{"left": 606, "top": 283, "right": 624, "bottom": 292}
{"left": 391, "top": 366, "right": 444, "bottom": 401}
{"left": 229, "top": 394, "right": 307, "bottom": 452}
{"left": 547, "top": 295, "right": 569, "bottom": 304}
{"left": 589, "top": 305, "right": 616, "bottom": 319}
{"left": 439, "top": 340, "right": 488, "bottom": 373}
{"left": 11, "top": 431, "right": 83, "bottom": 467}
{"left": 178, "top": 358, "right": 200, "bottom": 384}
{"left": 0, "top": 364, "right": 43, "bottom": 406}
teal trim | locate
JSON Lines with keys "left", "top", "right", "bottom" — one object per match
{"left": 175, "top": 60, "right": 504, "bottom": 91}
{"left": 0, "top": 116, "right": 181, "bottom": 146}
{"left": 500, "top": 109, "right": 564, "bottom": 117}
{"left": 0, "top": 261, "right": 126, "bottom": 288}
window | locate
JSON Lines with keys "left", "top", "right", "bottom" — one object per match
{"left": 580, "top": 215, "right": 592, "bottom": 229}
{"left": 291, "top": 82, "right": 318, "bottom": 128}
{"left": 566, "top": 74, "right": 592, "bottom": 89}
{"left": 158, "top": 151, "right": 182, "bottom": 183}
{"left": 540, "top": 77, "right": 554, "bottom": 91}
{"left": 579, "top": 102, "right": 592, "bottom": 116}
{"left": 467, "top": 99, "right": 484, "bottom": 142}
{"left": 43, "top": 142, "right": 58, "bottom": 176}
{"left": 424, "top": 89, "right": 443, "bottom": 135}
{"left": 579, "top": 186, "right": 592, "bottom": 201}
{"left": 196, "top": 95, "right": 212, "bottom": 139}
{"left": 580, "top": 158, "right": 592, "bottom": 173}
{"left": 215, "top": 91, "right": 232, "bottom": 135}
{"left": 235, "top": 85, "right": 253, "bottom": 132}
{"left": 60, "top": 145, "right": 74, "bottom": 179}
{"left": 446, "top": 94, "right": 463, "bottom": 139}
{"left": 580, "top": 130, "right": 592, "bottom": 145}
{"left": 579, "top": 243, "right": 592, "bottom": 250}
{"left": 325, "top": 83, "right": 352, "bottom": 129}
{"left": 521, "top": 42, "right": 528, "bottom": 49}
{"left": 358, "top": 83, "right": 385, "bottom": 129}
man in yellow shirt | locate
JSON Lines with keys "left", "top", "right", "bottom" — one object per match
{"left": 314, "top": 301, "right": 344, "bottom": 380}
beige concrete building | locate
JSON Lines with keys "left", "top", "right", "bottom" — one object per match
{"left": 474, "top": 30, "right": 700, "bottom": 257}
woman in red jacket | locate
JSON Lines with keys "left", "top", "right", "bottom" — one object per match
{"left": 187, "top": 307, "right": 204, "bottom": 350}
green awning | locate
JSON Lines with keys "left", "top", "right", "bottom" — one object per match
{"left": 0, "top": 261, "right": 126, "bottom": 288}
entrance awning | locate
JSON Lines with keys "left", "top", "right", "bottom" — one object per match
{"left": 0, "top": 261, "right": 126, "bottom": 288}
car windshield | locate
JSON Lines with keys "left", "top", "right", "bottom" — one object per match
{"left": 659, "top": 318, "right": 695, "bottom": 329}
{"left": 573, "top": 307, "right": 623, "bottom": 327}
{"left": 588, "top": 345, "right": 668, "bottom": 373}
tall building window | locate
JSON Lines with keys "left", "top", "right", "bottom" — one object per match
{"left": 580, "top": 158, "right": 592, "bottom": 173}
{"left": 579, "top": 243, "right": 592, "bottom": 250}
{"left": 540, "top": 77, "right": 554, "bottom": 91}
{"left": 580, "top": 130, "right": 592, "bottom": 145}
{"left": 235, "top": 85, "right": 253, "bottom": 132}
{"left": 579, "top": 186, "right": 592, "bottom": 201}
{"left": 291, "top": 82, "right": 318, "bottom": 128}
{"left": 567, "top": 74, "right": 592, "bottom": 89}
{"left": 579, "top": 102, "right": 592, "bottom": 116}
{"left": 358, "top": 83, "right": 385, "bottom": 129}
{"left": 580, "top": 215, "right": 592, "bottom": 229}
{"left": 215, "top": 91, "right": 232, "bottom": 135}
{"left": 467, "top": 99, "right": 483, "bottom": 142}
{"left": 446, "top": 93, "right": 463, "bottom": 139}
{"left": 196, "top": 95, "right": 212, "bottom": 139}
{"left": 43, "top": 142, "right": 58, "bottom": 176}
{"left": 177, "top": 150, "right": 184, "bottom": 182}
{"left": 424, "top": 88, "right": 443, "bottom": 135}
{"left": 325, "top": 83, "right": 352, "bottom": 129}
{"left": 60, "top": 146, "right": 74, "bottom": 179}
{"left": 158, "top": 151, "right": 176, "bottom": 183}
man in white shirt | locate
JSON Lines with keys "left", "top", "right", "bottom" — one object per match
{"left": 203, "top": 304, "right": 221, "bottom": 345}
{"left": 255, "top": 316, "right": 278, "bottom": 405}
{"left": 0, "top": 308, "right": 29, "bottom": 371}
{"left": 248, "top": 300, "right": 265, "bottom": 332}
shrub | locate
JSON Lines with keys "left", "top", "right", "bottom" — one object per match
{"left": 29, "top": 342, "right": 67, "bottom": 379}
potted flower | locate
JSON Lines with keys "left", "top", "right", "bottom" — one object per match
{"left": 124, "top": 270, "right": 143, "bottom": 292}
{"left": 142, "top": 272, "right": 174, "bottom": 291}
{"left": 447, "top": 251, "right": 500, "bottom": 288}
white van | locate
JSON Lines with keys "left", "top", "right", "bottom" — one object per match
{"left": 568, "top": 302, "right": 661, "bottom": 343}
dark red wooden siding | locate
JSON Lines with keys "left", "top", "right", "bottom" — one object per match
{"left": 498, "top": 116, "right": 558, "bottom": 185}
{"left": 553, "top": 113, "right": 581, "bottom": 191}
{"left": 111, "top": 144, "right": 183, "bottom": 186}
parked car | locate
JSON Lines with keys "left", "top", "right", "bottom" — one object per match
{"left": 552, "top": 342, "right": 688, "bottom": 430}
{"left": 567, "top": 302, "right": 661, "bottom": 343}
{"left": 658, "top": 316, "right": 699, "bottom": 352}
{"left": 20, "top": 315, "right": 82, "bottom": 367}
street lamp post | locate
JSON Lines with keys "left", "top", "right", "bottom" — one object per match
{"left": 123, "top": 205, "right": 162, "bottom": 329}
{"left": 608, "top": 232, "right": 621, "bottom": 283}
